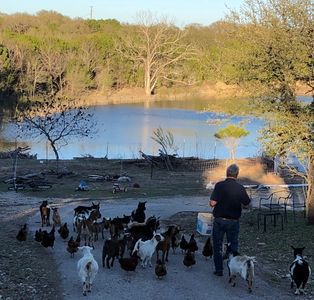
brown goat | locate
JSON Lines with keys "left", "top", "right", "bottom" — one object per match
{"left": 156, "top": 225, "right": 180, "bottom": 263}
{"left": 40, "top": 201, "right": 50, "bottom": 227}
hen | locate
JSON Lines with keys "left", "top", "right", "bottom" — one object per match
{"left": 188, "top": 233, "right": 198, "bottom": 252}
{"left": 16, "top": 224, "right": 27, "bottom": 242}
{"left": 183, "top": 249, "right": 196, "bottom": 268}
{"left": 179, "top": 235, "right": 189, "bottom": 253}
{"left": 155, "top": 259, "right": 167, "bottom": 279}
{"left": 58, "top": 222, "right": 69, "bottom": 240}
{"left": 67, "top": 235, "right": 80, "bottom": 257}
{"left": 41, "top": 225, "right": 55, "bottom": 248}
{"left": 202, "top": 236, "right": 213, "bottom": 259}
{"left": 119, "top": 251, "right": 139, "bottom": 272}
{"left": 34, "top": 228, "right": 44, "bottom": 242}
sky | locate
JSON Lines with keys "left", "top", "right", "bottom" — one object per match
{"left": 0, "top": 0, "right": 245, "bottom": 26}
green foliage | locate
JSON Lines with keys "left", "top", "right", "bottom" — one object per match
{"left": 214, "top": 124, "right": 249, "bottom": 139}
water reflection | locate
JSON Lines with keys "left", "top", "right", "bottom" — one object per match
{"left": 1, "top": 101, "right": 265, "bottom": 160}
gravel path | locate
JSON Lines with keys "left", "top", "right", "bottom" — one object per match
{"left": 1, "top": 193, "right": 296, "bottom": 300}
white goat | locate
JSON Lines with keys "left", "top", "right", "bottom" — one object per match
{"left": 77, "top": 246, "right": 99, "bottom": 296}
{"left": 226, "top": 245, "right": 256, "bottom": 293}
{"left": 132, "top": 233, "right": 164, "bottom": 268}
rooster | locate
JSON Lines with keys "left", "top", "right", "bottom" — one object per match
{"left": 16, "top": 224, "right": 27, "bottom": 242}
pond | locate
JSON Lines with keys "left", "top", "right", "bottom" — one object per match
{"left": 1, "top": 98, "right": 265, "bottom": 160}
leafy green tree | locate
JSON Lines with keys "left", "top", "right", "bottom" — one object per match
{"left": 214, "top": 125, "right": 249, "bottom": 161}
{"left": 227, "top": 0, "right": 314, "bottom": 223}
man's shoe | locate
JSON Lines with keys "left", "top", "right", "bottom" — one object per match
{"left": 213, "top": 271, "right": 223, "bottom": 276}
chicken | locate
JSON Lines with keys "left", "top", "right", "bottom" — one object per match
{"left": 58, "top": 222, "right": 69, "bottom": 240}
{"left": 155, "top": 259, "right": 167, "bottom": 279}
{"left": 119, "top": 251, "right": 139, "bottom": 272}
{"left": 183, "top": 249, "right": 196, "bottom": 268}
{"left": 67, "top": 235, "right": 80, "bottom": 257}
{"left": 41, "top": 225, "right": 55, "bottom": 248}
{"left": 188, "top": 233, "right": 198, "bottom": 252}
{"left": 202, "top": 236, "right": 213, "bottom": 259}
{"left": 34, "top": 228, "right": 44, "bottom": 242}
{"left": 179, "top": 235, "right": 189, "bottom": 253}
{"left": 16, "top": 224, "right": 27, "bottom": 242}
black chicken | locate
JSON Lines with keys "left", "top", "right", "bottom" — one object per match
{"left": 16, "top": 224, "right": 27, "bottom": 242}
{"left": 183, "top": 249, "right": 196, "bottom": 268}
{"left": 34, "top": 228, "right": 44, "bottom": 242}
{"left": 58, "top": 222, "right": 69, "bottom": 240}
{"left": 179, "top": 235, "right": 189, "bottom": 253}
{"left": 202, "top": 236, "right": 213, "bottom": 259}
{"left": 188, "top": 233, "right": 198, "bottom": 252}
{"left": 41, "top": 225, "right": 55, "bottom": 248}
{"left": 155, "top": 259, "right": 167, "bottom": 279}
{"left": 67, "top": 235, "right": 80, "bottom": 257}
{"left": 119, "top": 251, "right": 139, "bottom": 272}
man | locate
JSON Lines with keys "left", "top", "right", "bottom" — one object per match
{"left": 209, "top": 164, "right": 251, "bottom": 276}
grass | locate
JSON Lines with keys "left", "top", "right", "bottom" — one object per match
{"left": 240, "top": 209, "right": 314, "bottom": 296}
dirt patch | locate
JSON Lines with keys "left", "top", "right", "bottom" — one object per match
{"left": 0, "top": 201, "right": 63, "bottom": 300}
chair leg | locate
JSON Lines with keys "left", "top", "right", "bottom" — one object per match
{"left": 263, "top": 215, "right": 267, "bottom": 233}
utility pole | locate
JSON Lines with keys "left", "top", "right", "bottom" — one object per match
{"left": 90, "top": 6, "right": 93, "bottom": 19}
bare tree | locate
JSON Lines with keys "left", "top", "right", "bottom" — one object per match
{"left": 15, "top": 97, "right": 96, "bottom": 170}
{"left": 116, "top": 12, "right": 196, "bottom": 96}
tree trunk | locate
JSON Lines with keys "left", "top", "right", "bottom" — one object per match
{"left": 144, "top": 67, "right": 151, "bottom": 96}
{"left": 50, "top": 141, "right": 60, "bottom": 173}
{"left": 306, "top": 154, "right": 314, "bottom": 224}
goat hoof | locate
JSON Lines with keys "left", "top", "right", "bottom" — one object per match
{"left": 83, "top": 292, "right": 87, "bottom": 296}
{"left": 232, "top": 283, "right": 236, "bottom": 287}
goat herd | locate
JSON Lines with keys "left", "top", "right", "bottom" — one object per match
{"left": 16, "top": 200, "right": 311, "bottom": 297}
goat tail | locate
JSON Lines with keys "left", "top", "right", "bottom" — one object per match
{"left": 246, "top": 258, "right": 255, "bottom": 281}
{"left": 86, "top": 261, "right": 92, "bottom": 272}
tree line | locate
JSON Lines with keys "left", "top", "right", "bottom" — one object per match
{"left": 0, "top": 0, "right": 313, "bottom": 222}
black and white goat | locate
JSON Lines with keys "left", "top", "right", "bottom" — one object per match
{"left": 226, "top": 244, "right": 256, "bottom": 293}
{"left": 289, "top": 246, "right": 311, "bottom": 295}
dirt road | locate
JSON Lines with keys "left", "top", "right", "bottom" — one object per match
{"left": 24, "top": 196, "right": 295, "bottom": 300}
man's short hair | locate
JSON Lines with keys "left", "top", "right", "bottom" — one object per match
{"left": 226, "top": 164, "right": 239, "bottom": 178}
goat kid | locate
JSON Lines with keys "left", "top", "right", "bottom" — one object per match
{"left": 52, "top": 207, "right": 61, "bottom": 227}
{"left": 226, "top": 244, "right": 256, "bottom": 293}
{"left": 289, "top": 246, "right": 311, "bottom": 295}
{"left": 132, "top": 233, "right": 164, "bottom": 268}
{"left": 77, "top": 246, "right": 99, "bottom": 296}
{"left": 40, "top": 200, "right": 50, "bottom": 227}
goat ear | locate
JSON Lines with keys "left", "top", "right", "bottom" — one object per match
{"left": 291, "top": 246, "right": 295, "bottom": 250}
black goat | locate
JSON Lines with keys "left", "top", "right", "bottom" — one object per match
{"left": 131, "top": 201, "right": 146, "bottom": 223}
{"left": 74, "top": 202, "right": 100, "bottom": 216}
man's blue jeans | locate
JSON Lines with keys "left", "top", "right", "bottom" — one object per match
{"left": 212, "top": 217, "right": 240, "bottom": 273}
